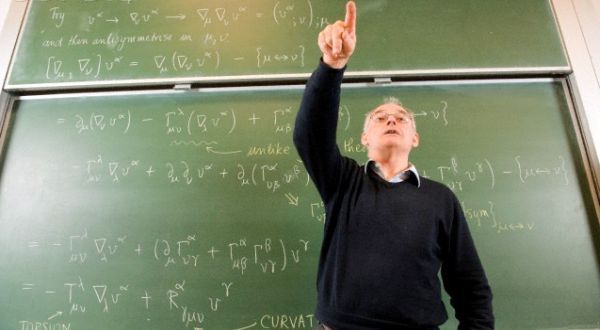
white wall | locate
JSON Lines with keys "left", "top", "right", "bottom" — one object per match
{"left": 582, "top": 0, "right": 600, "bottom": 81}
{"left": 0, "top": 0, "right": 11, "bottom": 34}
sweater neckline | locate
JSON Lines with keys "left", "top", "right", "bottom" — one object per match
{"left": 364, "top": 160, "right": 421, "bottom": 188}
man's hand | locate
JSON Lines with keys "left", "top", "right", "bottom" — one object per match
{"left": 318, "top": 1, "right": 357, "bottom": 69}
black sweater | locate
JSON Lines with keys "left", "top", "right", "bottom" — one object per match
{"left": 293, "top": 61, "right": 494, "bottom": 329}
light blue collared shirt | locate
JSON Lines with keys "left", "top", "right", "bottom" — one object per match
{"left": 365, "top": 160, "right": 421, "bottom": 187}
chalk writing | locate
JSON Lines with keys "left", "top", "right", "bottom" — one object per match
{"left": 18, "top": 224, "right": 317, "bottom": 327}
{"left": 19, "top": 1, "right": 336, "bottom": 82}
{"left": 513, "top": 155, "right": 568, "bottom": 185}
{"left": 20, "top": 276, "right": 235, "bottom": 328}
{"left": 462, "top": 200, "right": 535, "bottom": 234}
{"left": 256, "top": 45, "right": 306, "bottom": 69}
{"left": 19, "top": 321, "right": 71, "bottom": 330}
{"left": 424, "top": 155, "right": 569, "bottom": 192}
{"left": 165, "top": 107, "right": 236, "bottom": 135}
{"left": 259, "top": 313, "right": 316, "bottom": 329}
{"left": 71, "top": 110, "right": 131, "bottom": 135}
{"left": 412, "top": 101, "right": 449, "bottom": 126}
{"left": 58, "top": 100, "right": 447, "bottom": 140}
{"left": 273, "top": 0, "right": 329, "bottom": 30}
{"left": 36, "top": 228, "right": 313, "bottom": 276}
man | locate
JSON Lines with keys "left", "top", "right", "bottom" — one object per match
{"left": 293, "top": 2, "right": 494, "bottom": 329}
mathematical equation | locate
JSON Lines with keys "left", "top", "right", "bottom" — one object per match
{"left": 29, "top": 229, "right": 312, "bottom": 275}
{"left": 19, "top": 275, "right": 314, "bottom": 330}
{"left": 71, "top": 150, "right": 566, "bottom": 240}
{"left": 33, "top": 1, "right": 332, "bottom": 81}
{"left": 46, "top": 90, "right": 570, "bottom": 241}
{"left": 79, "top": 152, "right": 569, "bottom": 192}
{"left": 43, "top": 47, "right": 306, "bottom": 80}
{"left": 59, "top": 106, "right": 301, "bottom": 137}
{"left": 19, "top": 229, "right": 316, "bottom": 329}
{"left": 57, "top": 101, "right": 449, "bottom": 139}
{"left": 46, "top": 2, "right": 327, "bottom": 30}
{"left": 421, "top": 154, "right": 569, "bottom": 191}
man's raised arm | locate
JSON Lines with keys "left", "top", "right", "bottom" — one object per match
{"left": 293, "top": 1, "right": 357, "bottom": 203}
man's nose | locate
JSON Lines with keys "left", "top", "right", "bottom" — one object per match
{"left": 386, "top": 115, "right": 397, "bottom": 125}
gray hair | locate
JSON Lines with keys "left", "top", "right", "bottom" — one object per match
{"left": 363, "top": 97, "right": 417, "bottom": 132}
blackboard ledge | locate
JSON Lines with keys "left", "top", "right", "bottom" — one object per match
{"left": 5, "top": 66, "right": 571, "bottom": 94}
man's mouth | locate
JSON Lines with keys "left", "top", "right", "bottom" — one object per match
{"left": 384, "top": 130, "right": 399, "bottom": 135}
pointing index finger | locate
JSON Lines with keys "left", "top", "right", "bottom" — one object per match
{"left": 344, "top": 1, "right": 357, "bottom": 34}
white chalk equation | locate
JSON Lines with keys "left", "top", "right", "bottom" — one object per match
{"left": 55, "top": 101, "right": 448, "bottom": 140}
{"left": 56, "top": 105, "right": 302, "bottom": 137}
{"left": 19, "top": 275, "right": 237, "bottom": 329}
{"left": 83, "top": 154, "right": 307, "bottom": 195}
{"left": 79, "top": 153, "right": 569, "bottom": 191}
{"left": 19, "top": 228, "right": 315, "bottom": 328}
{"left": 33, "top": 1, "right": 331, "bottom": 81}
{"left": 421, "top": 155, "right": 569, "bottom": 192}
{"left": 48, "top": 229, "right": 312, "bottom": 274}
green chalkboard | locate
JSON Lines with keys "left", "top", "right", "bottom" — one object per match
{"left": 6, "top": 0, "right": 568, "bottom": 89}
{"left": 0, "top": 80, "right": 599, "bottom": 329}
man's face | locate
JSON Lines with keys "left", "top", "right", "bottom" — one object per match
{"left": 361, "top": 103, "right": 420, "bottom": 154}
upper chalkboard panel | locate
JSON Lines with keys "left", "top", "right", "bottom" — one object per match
{"left": 6, "top": 0, "right": 568, "bottom": 89}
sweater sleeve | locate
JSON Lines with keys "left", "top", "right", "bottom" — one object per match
{"left": 441, "top": 196, "right": 495, "bottom": 329}
{"left": 293, "top": 60, "right": 346, "bottom": 203}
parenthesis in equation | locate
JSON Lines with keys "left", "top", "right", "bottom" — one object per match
{"left": 306, "top": 0, "right": 314, "bottom": 28}
{"left": 171, "top": 51, "right": 178, "bottom": 72}
{"left": 228, "top": 108, "right": 236, "bottom": 134}
{"left": 187, "top": 110, "right": 196, "bottom": 136}
{"left": 46, "top": 56, "right": 54, "bottom": 80}
{"left": 341, "top": 105, "right": 351, "bottom": 131}
{"left": 251, "top": 163, "right": 258, "bottom": 186}
{"left": 296, "top": 159, "right": 311, "bottom": 186}
{"left": 95, "top": 54, "right": 102, "bottom": 78}
{"left": 153, "top": 239, "right": 160, "bottom": 260}
{"left": 279, "top": 239, "right": 287, "bottom": 272}
{"left": 515, "top": 156, "right": 525, "bottom": 184}
{"left": 484, "top": 158, "right": 495, "bottom": 189}
{"left": 273, "top": 1, "right": 281, "bottom": 25}
{"left": 123, "top": 110, "right": 132, "bottom": 134}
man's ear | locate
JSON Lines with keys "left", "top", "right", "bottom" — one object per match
{"left": 361, "top": 132, "right": 369, "bottom": 147}
{"left": 412, "top": 132, "right": 420, "bottom": 148}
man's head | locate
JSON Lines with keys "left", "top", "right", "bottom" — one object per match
{"left": 361, "top": 97, "right": 420, "bottom": 159}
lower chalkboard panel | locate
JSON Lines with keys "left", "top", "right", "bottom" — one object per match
{"left": 0, "top": 80, "right": 598, "bottom": 329}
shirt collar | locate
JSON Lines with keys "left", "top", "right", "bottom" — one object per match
{"left": 365, "top": 160, "right": 421, "bottom": 187}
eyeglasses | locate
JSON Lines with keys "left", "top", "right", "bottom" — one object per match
{"left": 370, "top": 111, "right": 413, "bottom": 124}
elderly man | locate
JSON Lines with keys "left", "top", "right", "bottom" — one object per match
{"left": 293, "top": 2, "right": 494, "bottom": 329}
